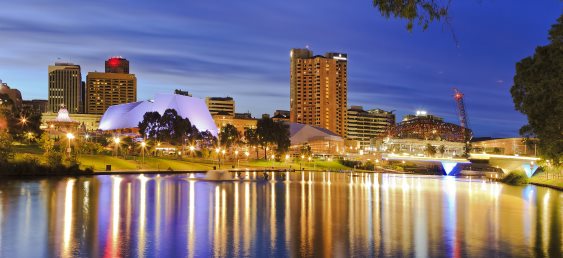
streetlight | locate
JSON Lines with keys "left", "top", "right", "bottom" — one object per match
{"left": 113, "top": 137, "right": 120, "bottom": 157}
{"left": 216, "top": 147, "right": 221, "bottom": 168}
{"left": 271, "top": 154, "right": 275, "bottom": 168}
{"left": 189, "top": 145, "right": 195, "bottom": 157}
{"left": 66, "top": 132, "right": 75, "bottom": 158}
{"left": 140, "top": 141, "right": 146, "bottom": 167}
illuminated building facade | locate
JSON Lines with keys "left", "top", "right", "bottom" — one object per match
{"left": 388, "top": 111, "right": 469, "bottom": 142}
{"left": 346, "top": 106, "right": 395, "bottom": 150}
{"left": 288, "top": 122, "right": 344, "bottom": 156}
{"left": 105, "top": 57, "right": 129, "bottom": 74}
{"left": 48, "top": 63, "right": 82, "bottom": 113}
{"left": 206, "top": 97, "right": 235, "bottom": 117}
{"left": 85, "top": 57, "right": 136, "bottom": 115}
{"left": 98, "top": 93, "right": 218, "bottom": 136}
{"left": 290, "top": 48, "right": 347, "bottom": 137}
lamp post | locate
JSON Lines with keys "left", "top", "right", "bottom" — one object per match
{"left": 140, "top": 141, "right": 146, "bottom": 167}
{"left": 235, "top": 150, "right": 239, "bottom": 168}
{"left": 66, "top": 132, "right": 75, "bottom": 158}
{"left": 271, "top": 154, "right": 275, "bottom": 168}
{"left": 300, "top": 154, "right": 304, "bottom": 171}
{"left": 215, "top": 147, "right": 221, "bottom": 169}
{"left": 113, "top": 137, "right": 120, "bottom": 157}
{"left": 221, "top": 149, "right": 226, "bottom": 168}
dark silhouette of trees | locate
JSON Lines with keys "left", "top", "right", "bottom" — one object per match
{"left": 219, "top": 124, "right": 241, "bottom": 149}
{"left": 511, "top": 14, "right": 563, "bottom": 164}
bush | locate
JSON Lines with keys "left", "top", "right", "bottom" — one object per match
{"left": 501, "top": 170, "right": 529, "bottom": 185}
{"left": 45, "top": 151, "right": 63, "bottom": 168}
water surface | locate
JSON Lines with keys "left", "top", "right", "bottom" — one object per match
{"left": 0, "top": 172, "right": 561, "bottom": 257}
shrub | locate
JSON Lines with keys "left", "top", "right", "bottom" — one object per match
{"left": 45, "top": 151, "right": 63, "bottom": 168}
{"left": 501, "top": 170, "right": 529, "bottom": 185}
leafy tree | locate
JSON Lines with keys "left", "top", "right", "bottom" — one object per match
{"left": 219, "top": 124, "right": 241, "bottom": 149}
{"left": 138, "top": 111, "right": 162, "bottom": 140}
{"left": 300, "top": 144, "right": 312, "bottom": 158}
{"left": 0, "top": 130, "right": 13, "bottom": 163}
{"left": 199, "top": 130, "right": 217, "bottom": 150}
{"left": 38, "top": 132, "right": 55, "bottom": 153}
{"left": 425, "top": 143, "right": 437, "bottom": 157}
{"left": 511, "top": 14, "right": 563, "bottom": 164}
{"left": 438, "top": 145, "right": 445, "bottom": 157}
{"left": 244, "top": 128, "right": 260, "bottom": 158}
{"left": 273, "top": 122, "right": 290, "bottom": 155}
{"left": 373, "top": 0, "right": 450, "bottom": 31}
{"left": 255, "top": 117, "right": 291, "bottom": 158}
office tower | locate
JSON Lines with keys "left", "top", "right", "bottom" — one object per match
{"left": 290, "top": 48, "right": 347, "bottom": 137}
{"left": 48, "top": 62, "right": 82, "bottom": 113}
{"left": 206, "top": 97, "right": 235, "bottom": 116}
{"left": 85, "top": 57, "right": 137, "bottom": 114}
{"left": 105, "top": 56, "right": 129, "bottom": 74}
{"left": 346, "top": 106, "right": 395, "bottom": 150}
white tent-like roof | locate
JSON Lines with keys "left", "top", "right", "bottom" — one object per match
{"left": 98, "top": 93, "right": 218, "bottom": 136}
{"left": 288, "top": 122, "right": 343, "bottom": 145}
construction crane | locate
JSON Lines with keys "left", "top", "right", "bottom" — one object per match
{"left": 453, "top": 88, "right": 469, "bottom": 129}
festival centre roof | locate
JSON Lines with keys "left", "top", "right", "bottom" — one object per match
{"left": 98, "top": 93, "right": 218, "bottom": 136}
{"left": 288, "top": 122, "right": 343, "bottom": 145}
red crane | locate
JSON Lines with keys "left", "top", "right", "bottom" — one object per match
{"left": 453, "top": 88, "right": 469, "bottom": 129}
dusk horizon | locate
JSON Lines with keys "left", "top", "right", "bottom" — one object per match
{"left": 1, "top": 1, "right": 561, "bottom": 137}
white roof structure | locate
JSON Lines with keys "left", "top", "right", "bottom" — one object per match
{"left": 98, "top": 93, "right": 218, "bottom": 136}
{"left": 54, "top": 107, "right": 74, "bottom": 122}
{"left": 288, "top": 122, "right": 343, "bottom": 145}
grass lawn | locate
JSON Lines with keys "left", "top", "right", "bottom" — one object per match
{"left": 529, "top": 170, "right": 563, "bottom": 189}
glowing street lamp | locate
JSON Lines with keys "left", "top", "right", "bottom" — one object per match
{"left": 66, "top": 132, "right": 75, "bottom": 157}
{"left": 113, "top": 137, "right": 120, "bottom": 157}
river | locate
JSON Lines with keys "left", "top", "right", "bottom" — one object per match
{"left": 0, "top": 172, "right": 560, "bottom": 257}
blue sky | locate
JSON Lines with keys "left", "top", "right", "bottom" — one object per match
{"left": 0, "top": 0, "right": 561, "bottom": 137}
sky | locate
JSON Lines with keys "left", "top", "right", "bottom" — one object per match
{"left": 0, "top": 0, "right": 561, "bottom": 137}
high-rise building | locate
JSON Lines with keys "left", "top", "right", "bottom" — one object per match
{"left": 346, "top": 106, "right": 395, "bottom": 150}
{"left": 290, "top": 48, "right": 347, "bottom": 137}
{"left": 205, "top": 97, "right": 235, "bottom": 117}
{"left": 105, "top": 56, "right": 129, "bottom": 74}
{"left": 48, "top": 63, "right": 82, "bottom": 113}
{"left": 85, "top": 57, "right": 136, "bottom": 114}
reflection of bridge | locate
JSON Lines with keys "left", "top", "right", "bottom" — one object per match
{"left": 384, "top": 153, "right": 540, "bottom": 177}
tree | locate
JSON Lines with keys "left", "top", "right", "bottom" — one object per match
{"left": 0, "top": 130, "right": 13, "bottom": 163}
{"left": 438, "top": 145, "right": 445, "bottom": 157}
{"left": 255, "top": 117, "right": 291, "bottom": 159}
{"left": 300, "top": 144, "right": 312, "bottom": 158}
{"left": 244, "top": 128, "right": 260, "bottom": 158}
{"left": 511, "top": 14, "right": 563, "bottom": 164}
{"left": 38, "top": 132, "right": 55, "bottom": 153}
{"left": 373, "top": 0, "right": 450, "bottom": 31}
{"left": 138, "top": 111, "right": 162, "bottom": 140}
{"left": 425, "top": 143, "right": 437, "bottom": 157}
{"left": 219, "top": 124, "right": 241, "bottom": 149}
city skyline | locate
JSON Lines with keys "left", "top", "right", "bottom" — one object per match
{"left": 0, "top": 1, "right": 561, "bottom": 137}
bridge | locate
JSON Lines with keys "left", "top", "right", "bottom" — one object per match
{"left": 383, "top": 153, "right": 540, "bottom": 177}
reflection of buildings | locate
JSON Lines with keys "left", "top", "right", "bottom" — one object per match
{"left": 346, "top": 106, "right": 395, "bottom": 151}
{"left": 85, "top": 57, "right": 137, "bottom": 115}
{"left": 288, "top": 122, "right": 344, "bottom": 156}
{"left": 472, "top": 138, "right": 537, "bottom": 156}
{"left": 48, "top": 62, "right": 83, "bottom": 113}
{"left": 206, "top": 97, "right": 235, "bottom": 117}
{"left": 387, "top": 111, "right": 469, "bottom": 142}
{"left": 98, "top": 93, "right": 217, "bottom": 135}
{"left": 290, "top": 48, "right": 347, "bottom": 137}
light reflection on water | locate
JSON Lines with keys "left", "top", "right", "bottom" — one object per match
{"left": 0, "top": 172, "right": 561, "bottom": 257}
